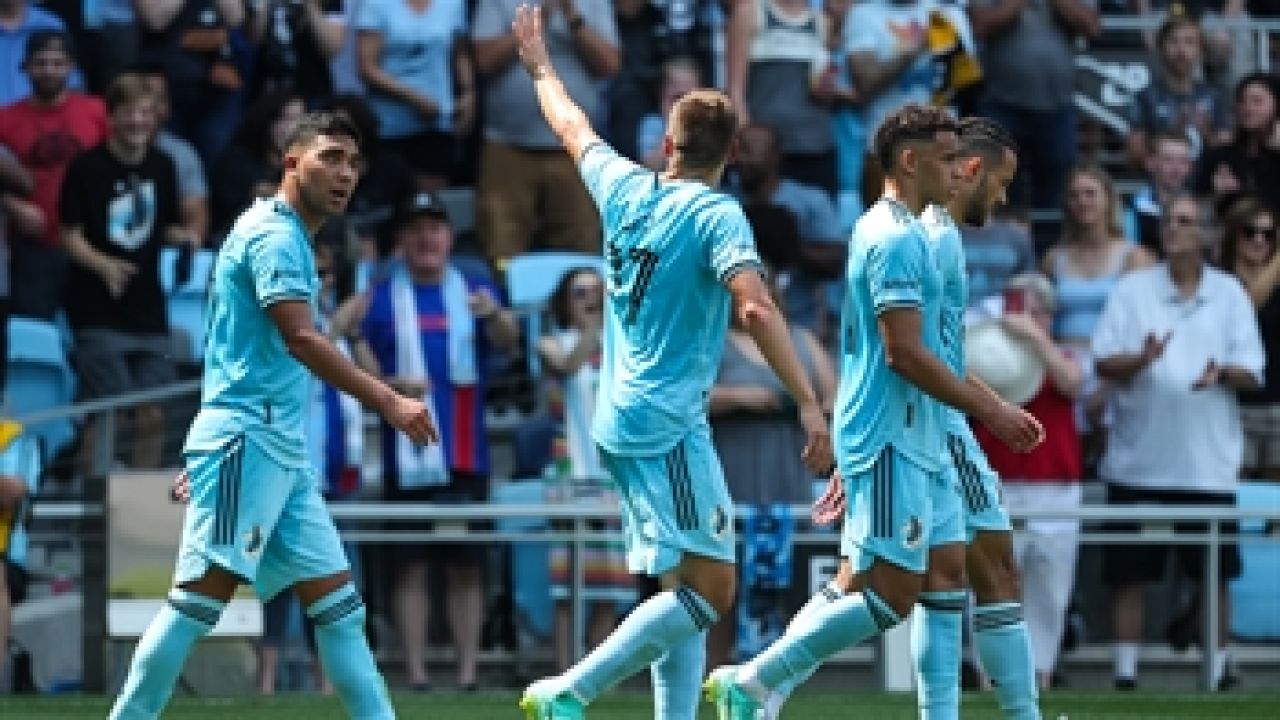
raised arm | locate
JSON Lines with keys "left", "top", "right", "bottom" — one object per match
{"left": 513, "top": 3, "right": 601, "bottom": 161}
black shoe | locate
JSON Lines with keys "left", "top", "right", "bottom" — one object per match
{"left": 960, "top": 659, "right": 983, "bottom": 690}
{"left": 1165, "top": 609, "right": 1198, "bottom": 653}
{"left": 1114, "top": 677, "right": 1137, "bottom": 691}
{"left": 1218, "top": 670, "right": 1240, "bottom": 691}
{"left": 410, "top": 682, "right": 433, "bottom": 693}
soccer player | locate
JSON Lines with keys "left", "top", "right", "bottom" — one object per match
{"left": 705, "top": 104, "right": 1042, "bottom": 719}
{"left": 913, "top": 117, "right": 1040, "bottom": 719}
{"left": 108, "top": 112, "right": 437, "bottom": 720}
{"left": 510, "top": 6, "right": 833, "bottom": 720}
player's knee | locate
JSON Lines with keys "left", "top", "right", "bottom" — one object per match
{"left": 971, "top": 548, "right": 1021, "bottom": 604}
{"left": 867, "top": 567, "right": 923, "bottom": 619}
{"left": 925, "top": 544, "right": 968, "bottom": 592}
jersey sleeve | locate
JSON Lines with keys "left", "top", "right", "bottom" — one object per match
{"left": 578, "top": 142, "right": 650, "bottom": 215}
{"left": 867, "top": 227, "right": 926, "bottom": 313}
{"left": 704, "top": 201, "right": 762, "bottom": 283}
{"left": 248, "top": 226, "right": 313, "bottom": 309}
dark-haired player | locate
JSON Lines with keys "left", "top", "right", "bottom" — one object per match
{"left": 109, "top": 112, "right": 436, "bottom": 720}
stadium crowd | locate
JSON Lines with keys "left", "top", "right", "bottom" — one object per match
{"left": 0, "top": 0, "right": 1278, "bottom": 699}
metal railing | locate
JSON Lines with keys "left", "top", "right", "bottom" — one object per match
{"left": 29, "top": 496, "right": 1280, "bottom": 693}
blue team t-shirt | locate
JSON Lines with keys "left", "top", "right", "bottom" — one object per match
{"left": 836, "top": 198, "right": 945, "bottom": 473}
{"left": 579, "top": 143, "right": 762, "bottom": 455}
{"left": 360, "top": 272, "right": 499, "bottom": 477}
{"left": 184, "top": 198, "right": 319, "bottom": 468}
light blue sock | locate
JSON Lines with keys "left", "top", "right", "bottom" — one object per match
{"left": 108, "top": 588, "right": 225, "bottom": 720}
{"left": 307, "top": 583, "right": 394, "bottom": 720}
{"left": 913, "top": 590, "right": 967, "bottom": 720}
{"left": 775, "top": 581, "right": 844, "bottom": 698}
{"left": 650, "top": 629, "right": 706, "bottom": 720}
{"left": 563, "top": 587, "right": 717, "bottom": 704}
{"left": 974, "top": 602, "right": 1040, "bottom": 720}
{"left": 741, "top": 588, "right": 901, "bottom": 692}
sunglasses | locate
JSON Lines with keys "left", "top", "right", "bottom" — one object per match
{"left": 1167, "top": 214, "right": 1198, "bottom": 227}
{"left": 571, "top": 283, "right": 601, "bottom": 297}
{"left": 1242, "top": 224, "right": 1276, "bottom": 241}
{"left": 317, "top": 267, "right": 335, "bottom": 278}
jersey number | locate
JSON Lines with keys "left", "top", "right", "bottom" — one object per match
{"left": 624, "top": 248, "right": 659, "bottom": 326}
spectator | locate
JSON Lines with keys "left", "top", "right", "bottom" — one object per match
{"left": 536, "top": 266, "right": 635, "bottom": 671}
{"left": 472, "top": 0, "right": 619, "bottom": 266}
{"left": 725, "top": 0, "right": 836, "bottom": 194}
{"left": 822, "top": 0, "right": 863, "bottom": 233}
{"left": 60, "top": 73, "right": 186, "bottom": 471}
{"left": 247, "top": 0, "right": 344, "bottom": 102}
{"left": 734, "top": 123, "right": 843, "bottom": 334}
{"left": 970, "top": 0, "right": 1100, "bottom": 212}
{"left": 349, "top": 190, "right": 519, "bottom": 691}
{"left": 960, "top": 203, "right": 1037, "bottom": 307}
{"left": 1125, "top": 14, "right": 1231, "bottom": 169}
{"left": 1192, "top": 72, "right": 1280, "bottom": 216}
{"left": 0, "top": 29, "right": 108, "bottom": 320}
{"left": 324, "top": 93, "right": 417, "bottom": 277}
{"left": 635, "top": 56, "right": 700, "bottom": 171}
{"left": 841, "top": 0, "right": 978, "bottom": 204}
{"left": 128, "top": 62, "right": 211, "bottom": 244}
{"left": 137, "top": 0, "right": 247, "bottom": 164}
{"left": 0, "top": 0, "right": 71, "bottom": 106}
{"left": 84, "top": 0, "right": 141, "bottom": 93}
{"left": 607, "top": 0, "right": 717, "bottom": 162}
{"left": 1093, "top": 194, "right": 1264, "bottom": 692}
{"left": 210, "top": 89, "right": 306, "bottom": 241}
{"left": 1127, "top": 131, "right": 1194, "bottom": 258}
{"left": 707, "top": 261, "right": 836, "bottom": 666}
{"left": 356, "top": 0, "right": 474, "bottom": 191}
{"left": 972, "top": 272, "right": 1084, "bottom": 692}
{"left": 1217, "top": 197, "right": 1280, "bottom": 480}
{"left": 1045, "top": 166, "right": 1155, "bottom": 351}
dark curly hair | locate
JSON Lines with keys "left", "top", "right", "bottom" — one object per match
{"left": 873, "top": 104, "right": 959, "bottom": 170}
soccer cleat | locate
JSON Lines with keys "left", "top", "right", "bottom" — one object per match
{"left": 704, "top": 666, "right": 771, "bottom": 720}
{"left": 519, "top": 677, "right": 586, "bottom": 720}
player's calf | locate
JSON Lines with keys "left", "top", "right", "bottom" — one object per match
{"left": 302, "top": 577, "right": 395, "bottom": 720}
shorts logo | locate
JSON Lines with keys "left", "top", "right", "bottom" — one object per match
{"left": 902, "top": 516, "right": 924, "bottom": 550}
{"left": 710, "top": 506, "right": 729, "bottom": 538}
{"left": 244, "top": 525, "right": 263, "bottom": 558}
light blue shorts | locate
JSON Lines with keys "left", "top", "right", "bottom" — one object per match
{"left": 841, "top": 446, "right": 958, "bottom": 574}
{"left": 174, "top": 434, "right": 349, "bottom": 600}
{"left": 944, "top": 428, "right": 1013, "bottom": 540}
{"left": 599, "top": 429, "right": 736, "bottom": 577}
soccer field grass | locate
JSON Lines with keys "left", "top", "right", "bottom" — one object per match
{"left": 3, "top": 691, "right": 1278, "bottom": 719}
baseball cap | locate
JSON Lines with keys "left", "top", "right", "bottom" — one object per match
{"left": 393, "top": 191, "right": 450, "bottom": 227}
{"left": 24, "top": 30, "right": 74, "bottom": 63}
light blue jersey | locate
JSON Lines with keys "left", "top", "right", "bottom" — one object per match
{"left": 922, "top": 204, "right": 967, "bottom": 379}
{"left": 836, "top": 198, "right": 945, "bottom": 474}
{"left": 579, "top": 143, "right": 761, "bottom": 456}
{"left": 183, "top": 198, "right": 319, "bottom": 468}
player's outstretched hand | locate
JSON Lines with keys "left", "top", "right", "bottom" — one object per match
{"left": 797, "top": 401, "right": 834, "bottom": 475}
{"left": 513, "top": 4, "right": 552, "bottom": 77}
{"left": 982, "top": 402, "right": 1045, "bottom": 454}
{"left": 383, "top": 394, "right": 439, "bottom": 445}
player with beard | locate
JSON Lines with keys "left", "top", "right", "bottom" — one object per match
{"left": 108, "top": 112, "right": 436, "bottom": 720}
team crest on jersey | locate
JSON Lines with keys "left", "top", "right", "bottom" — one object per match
{"left": 710, "top": 506, "right": 729, "bottom": 538}
{"left": 244, "top": 525, "right": 264, "bottom": 558}
{"left": 902, "top": 516, "right": 924, "bottom": 550}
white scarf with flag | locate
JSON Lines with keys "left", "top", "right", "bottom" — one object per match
{"left": 391, "top": 263, "right": 477, "bottom": 488}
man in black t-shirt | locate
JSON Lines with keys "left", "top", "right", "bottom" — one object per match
{"left": 60, "top": 73, "right": 186, "bottom": 470}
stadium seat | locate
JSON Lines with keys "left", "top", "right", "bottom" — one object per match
{"left": 1231, "top": 481, "right": 1280, "bottom": 641}
{"left": 159, "top": 246, "right": 216, "bottom": 360}
{"left": 504, "top": 252, "right": 607, "bottom": 381}
{"left": 6, "top": 317, "right": 76, "bottom": 462}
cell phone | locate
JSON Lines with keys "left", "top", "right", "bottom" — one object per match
{"left": 1003, "top": 287, "right": 1026, "bottom": 314}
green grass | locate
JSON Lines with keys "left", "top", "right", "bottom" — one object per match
{"left": 3, "top": 691, "right": 1279, "bottom": 719}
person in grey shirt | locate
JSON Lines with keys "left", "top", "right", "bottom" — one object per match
{"left": 970, "top": 0, "right": 1100, "bottom": 213}
{"left": 131, "top": 61, "right": 209, "bottom": 244}
{"left": 961, "top": 205, "right": 1037, "bottom": 307}
{"left": 472, "top": 0, "right": 619, "bottom": 265}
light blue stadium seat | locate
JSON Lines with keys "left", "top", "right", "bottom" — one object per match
{"left": 492, "top": 480, "right": 553, "bottom": 640}
{"left": 7, "top": 317, "right": 76, "bottom": 462}
{"left": 159, "top": 247, "right": 216, "bottom": 360}
{"left": 504, "top": 252, "right": 607, "bottom": 381}
{"left": 1230, "top": 481, "right": 1280, "bottom": 641}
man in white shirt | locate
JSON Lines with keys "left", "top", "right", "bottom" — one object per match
{"left": 1092, "top": 195, "right": 1264, "bottom": 692}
